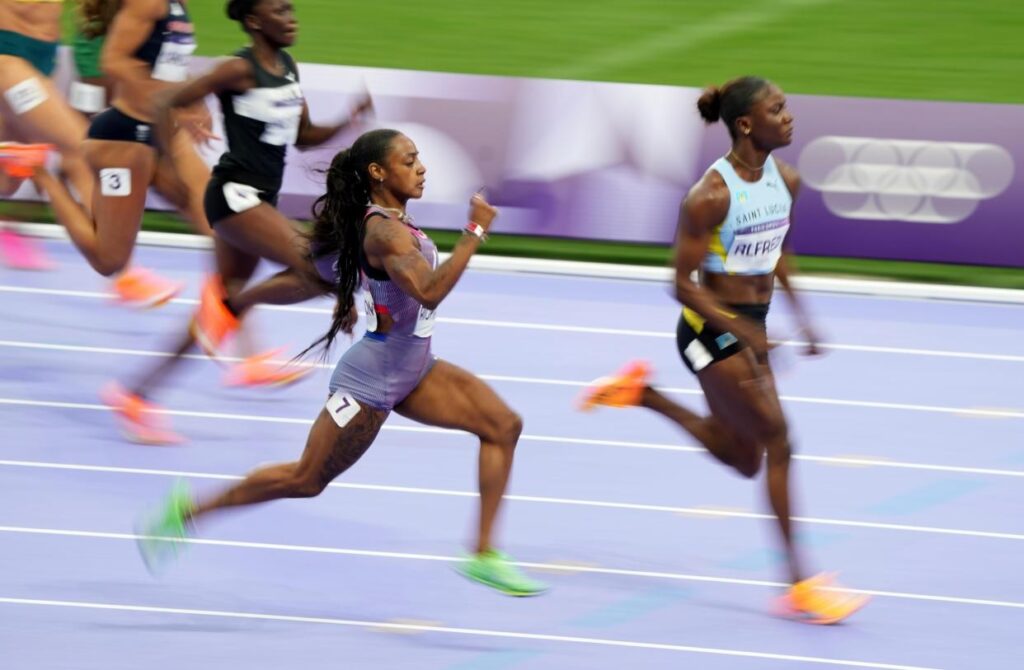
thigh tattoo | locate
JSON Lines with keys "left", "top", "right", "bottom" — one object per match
{"left": 319, "top": 392, "right": 389, "bottom": 488}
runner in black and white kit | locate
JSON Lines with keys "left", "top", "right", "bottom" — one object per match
{"left": 101, "top": 0, "right": 370, "bottom": 443}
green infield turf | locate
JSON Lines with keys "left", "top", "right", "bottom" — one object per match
{"left": 184, "top": 0, "right": 1024, "bottom": 104}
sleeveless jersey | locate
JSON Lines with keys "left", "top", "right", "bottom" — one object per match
{"left": 134, "top": 0, "right": 195, "bottom": 83}
{"left": 213, "top": 46, "right": 304, "bottom": 193}
{"left": 313, "top": 206, "right": 439, "bottom": 339}
{"left": 702, "top": 155, "right": 791, "bottom": 276}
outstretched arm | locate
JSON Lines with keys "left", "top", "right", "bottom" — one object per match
{"left": 365, "top": 194, "right": 495, "bottom": 310}
{"left": 154, "top": 56, "right": 253, "bottom": 151}
{"left": 295, "top": 94, "right": 373, "bottom": 149}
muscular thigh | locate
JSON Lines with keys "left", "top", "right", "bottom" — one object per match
{"left": 299, "top": 397, "right": 390, "bottom": 487}
{"left": 0, "top": 92, "right": 25, "bottom": 141}
{"left": 698, "top": 350, "right": 783, "bottom": 442}
{"left": 153, "top": 130, "right": 211, "bottom": 229}
{"left": 84, "top": 140, "right": 156, "bottom": 232}
{"left": 0, "top": 56, "right": 87, "bottom": 151}
{"left": 214, "top": 235, "right": 261, "bottom": 293}
{"left": 395, "top": 359, "right": 514, "bottom": 436}
{"left": 214, "top": 203, "right": 310, "bottom": 272}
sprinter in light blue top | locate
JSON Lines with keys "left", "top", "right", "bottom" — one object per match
{"left": 703, "top": 154, "right": 791, "bottom": 275}
{"left": 580, "top": 77, "right": 869, "bottom": 624}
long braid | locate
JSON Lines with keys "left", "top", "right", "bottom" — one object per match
{"left": 302, "top": 129, "right": 400, "bottom": 356}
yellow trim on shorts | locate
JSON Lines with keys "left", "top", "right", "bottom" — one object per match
{"left": 682, "top": 305, "right": 739, "bottom": 336}
{"left": 682, "top": 307, "right": 705, "bottom": 334}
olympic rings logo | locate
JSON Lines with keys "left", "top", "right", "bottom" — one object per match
{"left": 798, "top": 136, "right": 1014, "bottom": 224}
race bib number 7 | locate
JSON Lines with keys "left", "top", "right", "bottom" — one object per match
{"left": 326, "top": 390, "right": 361, "bottom": 428}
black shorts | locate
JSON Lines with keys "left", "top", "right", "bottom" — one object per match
{"left": 676, "top": 303, "right": 769, "bottom": 374}
{"left": 203, "top": 173, "right": 279, "bottom": 226}
{"left": 87, "top": 107, "right": 154, "bottom": 146}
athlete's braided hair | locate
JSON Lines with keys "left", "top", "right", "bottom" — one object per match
{"left": 697, "top": 76, "right": 770, "bottom": 139}
{"left": 78, "top": 0, "right": 122, "bottom": 39}
{"left": 303, "top": 129, "right": 402, "bottom": 355}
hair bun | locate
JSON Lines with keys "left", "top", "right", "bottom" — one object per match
{"left": 696, "top": 86, "right": 722, "bottom": 123}
{"left": 226, "top": 0, "right": 246, "bottom": 22}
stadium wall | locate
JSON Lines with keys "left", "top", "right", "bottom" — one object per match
{"left": 15, "top": 50, "right": 1023, "bottom": 268}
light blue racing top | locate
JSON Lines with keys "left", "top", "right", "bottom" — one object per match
{"left": 702, "top": 155, "right": 792, "bottom": 276}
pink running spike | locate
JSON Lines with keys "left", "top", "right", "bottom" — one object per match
{"left": 0, "top": 228, "right": 54, "bottom": 271}
{"left": 111, "top": 266, "right": 184, "bottom": 309}
{"left": 100, "top": 382, "right": 184, "bottom": 446}
{"left": 223, "top": 348, "right": 313, "bottom": 388}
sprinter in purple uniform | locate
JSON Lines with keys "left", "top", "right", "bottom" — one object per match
{"left": 138, "top": 129, "right": 547, "bottom": 597}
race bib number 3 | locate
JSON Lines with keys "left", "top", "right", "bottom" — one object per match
{"left": 99, "top": 168, "right": 131, "bottom": 197}
{"left": 326, "top": 390, "right": 361, "bottom": 428}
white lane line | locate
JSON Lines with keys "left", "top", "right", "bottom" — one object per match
{"left": 2, "top": 459, "right": 1022, "bottom": 542}
{"left": 0, "top": 596, "right": 942, "bottom": 669}
{"left": 3, "top": 524, "right": 1021, "bottom": 612}
{"left": 775, "top": 340, "right": 1024, "bottom": 364}
{"left": 0, "top": 339, "right": 242, "bottom": 364}
{"left": 1, "top": 285, "right": 1021, "bottom": 363}
{"left": 2, "top": 338, "right": 1022, "bottom": 418}
{"left": 476, "top": 379, "right": 1024, "bottom": 419}
{"left": 1, "top": 396, "right": 1021, "bottom": 479}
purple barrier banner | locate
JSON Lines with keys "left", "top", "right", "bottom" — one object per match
{"left": 736, "top": 98, "right": 1022, "bottom": 267}
{"left": 20, "top": 53, "right": 1024, "bottom": 267}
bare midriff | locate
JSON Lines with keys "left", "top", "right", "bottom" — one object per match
{"left": 702, "top": 270, "right": 775, "bottom": 306}
{"left": 0, "top": 1, "right": 62, "bottom": 44}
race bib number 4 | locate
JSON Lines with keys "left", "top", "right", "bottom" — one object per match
{"left": 723, "top": 219, "right": 789, "bottom": 274}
